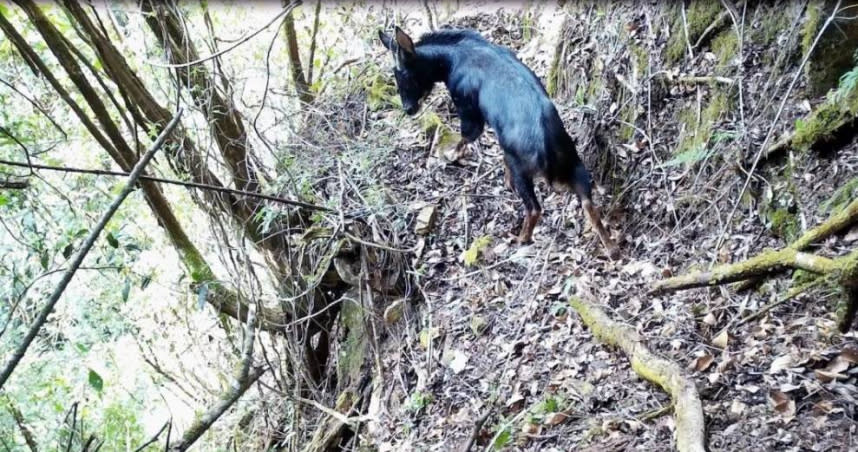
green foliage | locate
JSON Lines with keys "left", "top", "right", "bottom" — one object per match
{"left": 492, "top": 424, "right": 513, "bottom": 450}
{"left": 405, "top": 391, "right": 433, "bottom": 413}
{"left": 88, "top": 368, "right": 104, "bottom": 392}
{"left": 659, "top": 146, "right": 712, "bottom": 168}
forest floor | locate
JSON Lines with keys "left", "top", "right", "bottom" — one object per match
{"left": 362, "top": 4, "right": 858, "bottom": 451}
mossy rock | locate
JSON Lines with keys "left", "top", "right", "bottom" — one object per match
{"left": 802, "top": 0, "right": 858, "bottom": 96}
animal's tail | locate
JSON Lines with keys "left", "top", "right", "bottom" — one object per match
{"left": 544, "top": 120, "right": 591, "bottom": 199}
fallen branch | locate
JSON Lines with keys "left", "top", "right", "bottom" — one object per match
{"left": 569, "top": 296, "right": 706, "bottom": 452}
{"left": 0, "top": 111, "right": 181, "bottom": 389}
{"left": 677, "top": 75, "right": 735, "bottom": 86}
{"left": 169, "top": 367, "right": 265, "bottom": 451}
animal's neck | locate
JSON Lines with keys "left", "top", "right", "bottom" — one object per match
{"left": 415, "top": 46, "right": 453, "bottom": 83}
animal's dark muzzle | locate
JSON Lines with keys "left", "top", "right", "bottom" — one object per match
{"left": 404, "top": 104, "right": 419, "bottom": 115}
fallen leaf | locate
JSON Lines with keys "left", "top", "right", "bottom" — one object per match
{"left": 506, "top": 391, "right": 525, "bottom": 408}
{"left": 462, "top": 235, "right": 493, "bottom": 267}
{"left": 769, "top": 355, "right": 793, "bottom": 374}
{"left": 812, "top": 400, "right": 834, "bottom": 415}
{"left": 544, "top": 412, "right": 569, "bottom": 426}
{"left": 415, "top": 205, "right": 438, "bottom": 235}
{"left": 419, "top": 327, "right": 441, "bottom": 349}
{"left": 449, "top": 349, "right": 469, "bottom": 374}
{"left": 692, "top": 353, "right": 715, "bottom": 372}
{"left": 814, "top": 369, "right": 847, "bottom": 383}
{"left": 712, "top": 330, "right": 729, "bottom": 349}
{"left": 702, "top": 312, "right": 717, "bottom": 326}
{"left": 521, "top": 422, "right": 540, "bottom": 435}
{"left": 383, "top": 298, "right": 405, "bottom": 324}
{"left": 470, "top": 315, "right": 488, "bottom": 336}
{"left": 730, "top": 399, "right": 746, "bottom": 416}
{"left": 768, "top": 390, "right": 796, "bottom": 422}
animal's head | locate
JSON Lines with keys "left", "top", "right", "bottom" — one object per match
{"left": 378, "top": 26, "right": 432, "bottom": 116}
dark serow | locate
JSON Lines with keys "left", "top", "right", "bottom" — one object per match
{"left": 379, "top": 26, "right": 620, "bottom": 259}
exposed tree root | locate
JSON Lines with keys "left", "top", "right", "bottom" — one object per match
{"left": 653, "top": 197, "right": 858, "bottom": 331}
{"left": 651, "top": 248, "right": 836, "bottom": 293}
{"left": 569, "top": 296, "right": 706, "bottom": 452}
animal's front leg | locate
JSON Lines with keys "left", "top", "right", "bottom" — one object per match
{"left": 503, "top": 160, "right": 513, "bottom": 192}
{"left": 454, "top": 102, "right": 485, "bottom": 158}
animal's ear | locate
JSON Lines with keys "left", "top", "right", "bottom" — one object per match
{"left": 378, "top": 30, "right": 394, "bottom": 50}
{"left": 394, "top": 26, "right": 416, "bottom": 58}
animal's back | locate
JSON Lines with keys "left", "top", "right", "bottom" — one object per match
{"left": 431, "top": 31, "right": 573, "bottom": 180}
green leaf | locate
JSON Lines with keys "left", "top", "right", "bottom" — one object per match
{"left": 106, "top": 232, "right": 119, "bottom": 248}
{"left": 462, "top": 236, "right": 493, "bottom": 267}
{"left": 75, "top": 343, "right": 90, "bottom": 354}
{"left": 40, "top": 252, "right": 49, "bottom": 270}
{"left": 493, "top": 427, "right": 512, "bottom": 450}
{"left": 62, "top": 243, "right": 74, "bottom": 259}
{"left": 88, "top": 369, "right": 103, "bottom": 392}
{"left": 0, "top": 193, "right": 8, "bottom": 206}
{"left": 121, "top": 278, "right": 131, "bottom": 302}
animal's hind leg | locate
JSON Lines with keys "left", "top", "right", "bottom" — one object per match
{"left": 572, "top": 181, "right": 620, "bottom": 259}
{"left": 507, "top": 158, "right": 541, "bottom": 243}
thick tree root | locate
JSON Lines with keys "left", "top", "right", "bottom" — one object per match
{"left": 651, "top": 248, "right": 836, "bottom": 293}
{"left": 569, "top": 297, "right": 706, "bottom": 452}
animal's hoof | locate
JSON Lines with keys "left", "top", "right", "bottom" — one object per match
{"left": 606, "top": 245, "right": 621, "bottom": 260}
{"left": 516, "top": 234, "right": 533, "bottom": 245}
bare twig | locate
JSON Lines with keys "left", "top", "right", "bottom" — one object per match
{"left": 144, "top": 4, "right": 296, "bottom": 69}
{"left": 460, "top": 409, "right": 492, "bottom": 452}
{"left": 0, "top": 111, "right": 181, "bottom": 389}
{"left": 677, "top": 75, "right": 735, "bottom": 86}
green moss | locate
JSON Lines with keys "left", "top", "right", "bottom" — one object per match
{"left": 801, "top": 1, "right": 858, "bottom": 95}
{"left": 665, "top": 1, "right": 723, "bottom": 64}
{"left": 420, "top": 111, "right": 444, "bottom": 136}
{"left": 711, "top": 30, "right": 738, "bottom": 69}
{"left": 768, "top": 208, "right": 800, "bottom": 241}
{"left": 821, "top": 176, "right": 858, "bottom": 216}
{"left": 792, "top": 71, "right": 858, "bottom": 150}
{"left": 337, "top": 296, "right": 368, "bottom": 384}
{"left": 750, "top": 6, "right": 791, "bottom": 44}
{"left": 800, "top": 0, "right": 822, "bottom": 69}
{"left": 674, "top": 92, "right": 731, "bottom": 158}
